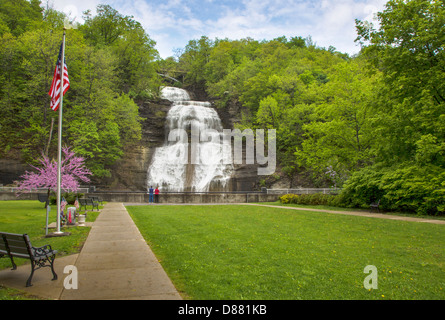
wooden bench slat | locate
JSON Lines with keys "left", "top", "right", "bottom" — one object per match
{"left": 1, "top": 233, "right": 26, "bottom": 241}
{"left": 3, "top": 238, "right": 28, "bottom": 247}
{"left": 8, "top": 252, "right": 30, "bottom": 259}
{"left": 6, "top": 246, "right": 30, "bottom": 255}
{"left": 4, "top": 243, "right": 28, "bottom": 251}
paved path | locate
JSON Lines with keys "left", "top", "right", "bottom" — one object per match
{"left": 0, "top": 202, "right": 182, "bottom": 300}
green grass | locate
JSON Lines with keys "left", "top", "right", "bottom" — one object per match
{"left": 0, "top": 285, "right": 43, "bottom": 300}
{"left": 261, "top": 201, "right": 445, "bottom": 221}
{"left": 127, "top": 204, "right": 445, "bottom": 300}
{"left": 0, "top": 200, "right": 101, "bottom": 299}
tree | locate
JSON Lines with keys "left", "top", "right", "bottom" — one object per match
{"left": 0, "top": 0, "right": 43, "bottom": 37}
{"left": 15, "top": 147, "right": 92, "bottom": 194}
{"left": 295, "top": 59, "right": 379, "bottom": 185}
{"left": 179, "top": 36, "right": 214, "bottom": 87}
{"left": 80, "top": 4, "right": 160, "bottom": 95}
{"left": 337, "top": 0, "right": 445, "bottom": 214}
{"left": 356, "top": 0, "right": 445, "bottom": 167}
{"left": 81, "top": 4, "right": 129, "bottom": 46}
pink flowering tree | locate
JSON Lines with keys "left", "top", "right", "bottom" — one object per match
{"left": 15, "top": 147, "right": 92, "bottom": 195}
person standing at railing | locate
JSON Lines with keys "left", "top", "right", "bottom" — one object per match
{"left": 148, "top": 186, "right": 154, "bottom": 204}
{"left": 155, "top": 187, "right": 160, "bottom": 203}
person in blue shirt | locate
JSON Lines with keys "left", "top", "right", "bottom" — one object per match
{"left": 148, "top": 186, "right": 154, "bottom": 204}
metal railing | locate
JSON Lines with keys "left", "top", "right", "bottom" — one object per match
{"left": 266, "top": 188, "right": 342, "bottom": 195}
{"left": 0, "top": 187, "right": 90, "bottom": 193}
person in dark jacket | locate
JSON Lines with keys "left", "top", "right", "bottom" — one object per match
{"left": 148, "top": 186, "right": 154, "bottom": 204}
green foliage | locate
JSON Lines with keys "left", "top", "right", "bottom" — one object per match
{"left": 49, "top": 192, "right": 84, "bottom": 205}
{"left": 1, "top": 0, "right": 443, "bottom": 218}
{"left": 340, "top": 0, "right": 445, "bottom": 215}
{"left": 356, "top": 0, "right": 445, "bottom": 107}
{"left": 340, "top": 164, "right": 445, "bottom": 215}
{"left": 0, "top": 2, "right": 159, "bottom": 178}
{"left": 279, "top": 193, "right": 341, "bottom": 207}
{"left": 355, "top": 0, "right": 444, "bottom": 169}
{"left": 179, "top": 36, "right": 214, "bottom": 87}
{"left": 80, "top": 5, "right": 160, "bottom": 94}
{"left": 0, "top": 0, "right": 43, "bottom": 37}
{"left": 295, "top": 59, "right": 379, "bottom": 182}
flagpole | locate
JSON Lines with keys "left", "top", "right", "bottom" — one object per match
{"left": 55, "top": 29, "right": 67, "bottom": 235}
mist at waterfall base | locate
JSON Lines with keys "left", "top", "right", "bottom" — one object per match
{"left": 147, "top": 87, "right": 234, "bottom": 192}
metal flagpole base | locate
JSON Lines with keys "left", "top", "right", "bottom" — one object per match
{"left": 46, "top": 231, "right": 71, "bottom": 238}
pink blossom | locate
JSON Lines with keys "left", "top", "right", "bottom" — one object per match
{"left": 15, "top": 147, "right": 92, "bottom": 194}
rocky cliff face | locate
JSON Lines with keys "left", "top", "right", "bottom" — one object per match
{"left": 215, "top": 107, "right": 261, "bottom": 191}
{"left": 0, "top": 159, "right": 32, "bottom": 186}
{"left": 96, "top": 98, "right": 171, "bottom": 191}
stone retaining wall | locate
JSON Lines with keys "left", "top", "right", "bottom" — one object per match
{"left": 0, "top": 192, "right": 279, "bottom": 203}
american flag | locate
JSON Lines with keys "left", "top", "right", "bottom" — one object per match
{"left": 48, "top": 42, "right": 70, "bottom": 111}
{"left": 60, "top": 196, "right": 68, "bottom": 213}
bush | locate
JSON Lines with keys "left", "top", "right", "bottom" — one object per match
{"left": 279, "top": 193, "right": 341, "bottom": 207}
{"left": 339, "top": 166, "right": 385, "bottom": 209}
{"left": 339, "top": 164, "right": 445, "bottom": 215}
{"left": 279, "top": 194, "right": 298, "bottom": 204}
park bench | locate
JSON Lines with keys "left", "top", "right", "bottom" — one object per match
{"left": 369, "top": 199, "right": 381, "bottom": 212}
{"left": 37, "top": 193, "right": 48, "bottom": 204}
{"left": 79, "top": 198, "right": 99, "bottom": 211}
{"left": 0, "top": 232, "right": 58, "bottom": 287}
{"left": 88, "top": 196, "right": 103, "bottom": 205}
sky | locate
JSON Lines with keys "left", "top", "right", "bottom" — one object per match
{"left": 48, "top": 0, "right": 388, "bottom": 58}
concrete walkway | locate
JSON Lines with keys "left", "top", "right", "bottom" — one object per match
{"left": 0, "top": 202, "right": 182, "bottom": 300}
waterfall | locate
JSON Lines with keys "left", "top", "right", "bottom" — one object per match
{"left": 147, "top": 87, "right": 233, "bottom": 192}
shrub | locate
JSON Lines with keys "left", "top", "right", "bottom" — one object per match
{"left": 280, "top": 193, "right": 342, "bottom": 207}
{"left": 339, "top": 166, "right": 385, "bottom": 209}
{"left": 339, "top": 164, "right": 445, "bottom": 215}
{"left": 279, "top": 194, "right": 299, "bottom": 204}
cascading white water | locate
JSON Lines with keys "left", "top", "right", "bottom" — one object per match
{"left": 147, "top": 87, "right": 233, "bottom": 192}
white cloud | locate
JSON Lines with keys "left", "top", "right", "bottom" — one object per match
{"left": 309, "top": 0, "right": 386, "bottom": 52}
{"left": 48, "top": 0, "right": 387, "bottom": 58}
{"left": 48, "top": 0, "right": 102, "bottom": 22}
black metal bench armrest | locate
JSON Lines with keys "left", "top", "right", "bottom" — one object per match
{"left": 32, "top": 245, "right": 57, "bottom": 258}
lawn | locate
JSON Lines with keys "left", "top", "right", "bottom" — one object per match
{"left": 261, "top": 201, "right": 445, "bottom": 221}
{"left": 0, "top": 200, "right": 100, "bottom": 299}
{"left": 126, "top": 204, "right": 445, "bottom": 300}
